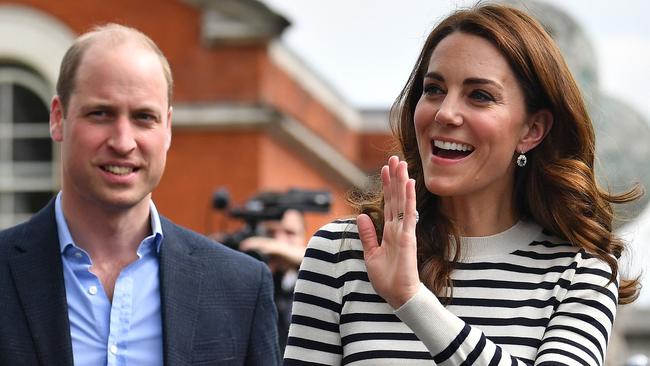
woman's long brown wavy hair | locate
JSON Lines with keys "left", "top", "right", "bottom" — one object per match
{"left": 349, "top": 3, "right": 641, "bottom": 304}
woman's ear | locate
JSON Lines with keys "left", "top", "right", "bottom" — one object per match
{"left": 518, "top": 109, "right": 553, "bottom": 153}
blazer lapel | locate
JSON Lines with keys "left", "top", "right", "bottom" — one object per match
{"left": 159, "top": 218, "right": 203, "bottom": 366}
{"left": 8, "top": 201, "right": 74, "bottom": 366}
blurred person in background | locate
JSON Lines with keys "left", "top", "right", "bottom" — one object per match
{"left": 240, "top": 208, "right": 307, "bottom": 351}
{"left": 284, "top": 3, "right": 641, "bottom": 365}
{"left": 0, "top": 23, "right": 279, "bottom": 366}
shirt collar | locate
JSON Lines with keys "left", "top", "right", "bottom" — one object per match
{"left": 55, "top": 191, "right": 164, "bottom": 254}
{"left": 148, "top": 199, "right": 164, "bottom": 253}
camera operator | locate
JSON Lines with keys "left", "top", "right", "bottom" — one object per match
{"left": 211, "top": 188, "right": 329, "bottom": 351}
{"left": 239, "top": 209, "right": 307, "bottom": 351}
{"left": 239, "top": 209, "right": 306, "bottom": 272}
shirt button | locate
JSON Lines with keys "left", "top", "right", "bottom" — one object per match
{"left": 109, "top": 344, "right": 118, "bottom": 355}
{"left": 88, "top": 286, "right": 98, "bottom": 295}
{"left": 74, "top": 251, "right": 83, "bottom": 258}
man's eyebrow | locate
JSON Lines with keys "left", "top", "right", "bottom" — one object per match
{"left": 133, "top": 106, "right": 162, "bottom": 115}
{"left": 79, "top": 103, "right": 114, "bottom": 112}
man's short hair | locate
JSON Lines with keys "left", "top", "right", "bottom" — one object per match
{"left": 56, "top": 23, "right": 173, "bottom": 115}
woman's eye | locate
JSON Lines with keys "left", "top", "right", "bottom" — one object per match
{"left": 423, "top": 84, "right": 445, "bottom": 96}
{"left": 470, "top": 90, "right": 494, "bottom": 102}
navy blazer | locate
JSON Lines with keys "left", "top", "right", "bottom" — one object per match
{"left": 0, "top": 200, "right": 280, "bottom": 365}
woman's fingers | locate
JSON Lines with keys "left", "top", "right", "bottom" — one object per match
{"left": 383, "top": 156, "right": 404, "bottom": 222}
{"left": 363, "top": 156, "right": 419, "bottom": 309}
{"left": 396, "top": 160, "right": 408, "bottom": 222}
{"left": 381, "top": 164, "right": 392, "bottom": 222}
{"left": 382, "top": 156, "right": 415, "bottom": 227}
{"left": 402, "top": 178, "right": 417, "bottom": 233}
{"left": 357, "top": 213, "right": 379, "bottom": 254}
{"left": 389, "top": 157, "right": 397, "bottom": 221}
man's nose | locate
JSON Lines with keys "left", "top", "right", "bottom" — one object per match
{"left": 107, "top": 117, "right": 137, "bottom": 154}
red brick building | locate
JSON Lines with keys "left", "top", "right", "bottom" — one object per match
{"left": 0, "top": 0, "right": 393, "bottom": 236}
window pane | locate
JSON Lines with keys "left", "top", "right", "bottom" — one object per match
{"left": 12, "top": 84, "right": 49, "bottom": 123}
{"left": 14, "top": 191, "right": 54, "bottom": 214}
{"left": 0, "top": 83, "right": 10, "bottom": 124}
{"left": 4, "top": 161, "right": 53, "bottom": 180}
{"left": 0, "top": 192, "right": 10, "bottom": 214}
{"left": 13, "top": 138, "right": 52, "bottom": 161}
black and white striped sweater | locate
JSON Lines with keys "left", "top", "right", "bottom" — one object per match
{"left": 284, "top": 219, "right": 617, "bottom": 365}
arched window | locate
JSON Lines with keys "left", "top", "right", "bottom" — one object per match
{"left": 0, "top": 66, "right": 55, "bottom": 228}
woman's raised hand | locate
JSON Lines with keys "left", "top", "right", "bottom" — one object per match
{"left": 357, "top": 156, "right": 420, "bottom": 309}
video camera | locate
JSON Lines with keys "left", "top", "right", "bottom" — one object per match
{"left": 212, "top": 188, "right": 331, "bottom": 260}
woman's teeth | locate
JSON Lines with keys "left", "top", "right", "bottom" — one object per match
{"left": 433, "top": 140, "right": 474, "bottom": 152}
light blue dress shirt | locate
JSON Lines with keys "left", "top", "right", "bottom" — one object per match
{"left": 55, "top": 193, "right": 164, "bottom": 366}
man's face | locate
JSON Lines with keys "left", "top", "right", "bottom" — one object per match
{"left": 50, "top": 41, "right": 172, "bottom": 212}
{"left": 264, "top": 209, "right": 306, "bottom": 247}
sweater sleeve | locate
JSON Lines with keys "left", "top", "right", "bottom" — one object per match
{"left": 394, "top": 251, "right": 618, "bottom": 366}
{"left": 534, "top": 252, "right": 618, "bottom": 365}
{"left": 283, "top": 222, "right": 348, "bottom": 365}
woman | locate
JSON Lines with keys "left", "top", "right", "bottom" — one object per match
{"left": 284, "top": 4, "right": 640, "bottom": 365}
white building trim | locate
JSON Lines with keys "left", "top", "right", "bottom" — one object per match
{"left": 182, "top": 0, "right": 288, "bottom": 46}
{"left": 270, "top": 116, "right": 369, "bottom": 188}
{"left": 268, "top": 41, "right": 366, "bottom": 132}
{"left": 0, "top": 4, "right": 75, "bottom": 92}
{"left": 171, "top": 102, "right": 369, "bottom": 188}
{"left": 172, "top": 103, "right": 277, "bottom": 127}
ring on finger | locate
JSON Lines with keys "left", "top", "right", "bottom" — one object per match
{"left": 396, "top": 211, "right": 419, "bottom": 223}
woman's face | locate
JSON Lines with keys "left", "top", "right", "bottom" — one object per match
{"left": 414, "top": 31, "right": 532, "bottom": 202}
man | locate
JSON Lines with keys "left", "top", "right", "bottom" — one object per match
{"left": 240, "top": 209, "right": 307, "bottom": 273}
{"left": 239, "top": 209, "right": 307, "bottom": 351}
{"left": 0, "top": 24, "right": 280, "bottom": 366}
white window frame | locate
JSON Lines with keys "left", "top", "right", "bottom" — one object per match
{"left": 0, "top": 67, "right": 55, "bottom": 228}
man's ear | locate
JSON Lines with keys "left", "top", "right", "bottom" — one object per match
{"left": 165, "top": 106, "right": 173, "bottom": 150}
{"left": 50, "top": 96, "right": 65, "bottom": 142}
{"left": 518, "top": 109, "right": 553, "bottom": 153}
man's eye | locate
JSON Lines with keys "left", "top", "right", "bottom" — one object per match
{"left": 87, "top": 110, "right": 113, "bottom": 121}
{"left": 135, "top": 113, "right": 156, "bottom": 122}
{"left": 89, "top": 111, "right": 108, "bottom": 117}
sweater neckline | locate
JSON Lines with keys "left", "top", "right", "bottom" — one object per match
{"left": 454, "top": 220, "right": 542, "bottom": 260}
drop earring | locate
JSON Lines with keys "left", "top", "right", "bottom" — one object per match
{"left": 516, "top": 151, "right": 527, "bottom": 167}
